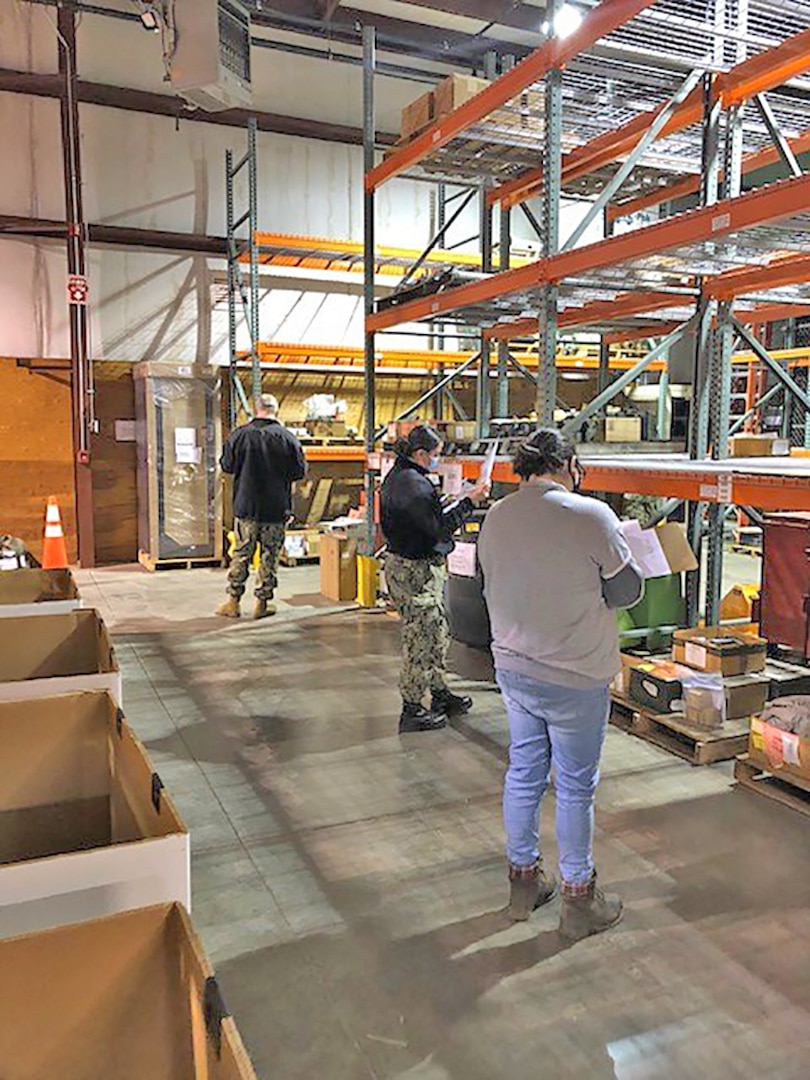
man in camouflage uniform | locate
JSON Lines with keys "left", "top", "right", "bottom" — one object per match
{"left": 385, "top": 553, "right": 450, "bottom": 705}
{"left": 217, "top": 394, "right": 306, "bottom": 620}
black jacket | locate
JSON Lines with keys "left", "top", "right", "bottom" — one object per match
{"left": 221, "top": 418, "right": 307, "bottom": 524}
{"left": 381, "top": 454, "right": 474, "bottom": 559}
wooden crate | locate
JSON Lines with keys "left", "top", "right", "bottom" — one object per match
{"left": 734, "top": 752, "right": 810, "bottom": 817}
{"left": 610, "top": 691, "right": 750, "bottom": 766}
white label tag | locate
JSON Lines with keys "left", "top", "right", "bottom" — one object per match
{"left": 114, "top": 419, "right": 136, "bottom": 442}
{"left": 178, "top": 365, "right": 193, "bottom": 376}
{"left": 712, "top": 212, "right": 731, "bottom": 232}
{"left": 447, "top": 542, "right": 477, "bottom": 578}
{"left": 685, "top": 642, "right": 708, "bottom": 669}
{"left": 368, "top": 452, "right": 381, "bottom": 471}
{"left": 699, "top": 484, "right": 718, "bottom": 500}
{"left": 717, "top": 473, "right": 733, "bottom": 503}
{"left": 782, "top": 731, "right": 801, "bottom": 766}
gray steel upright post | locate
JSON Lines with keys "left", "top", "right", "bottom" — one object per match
{"left": 363, "top": 26, "right": 377, "bottom": 557}
{"left": 496, "top": 204, "right": 511, "bottom": 418}
{"left": 248, "top": 118, "right": 261, "bottom": 402}
{"left": 686, "top": 72, "right": 722, "bottom": 628}
{"left": 226, "top": 148, "right": 238, "bottom": 429}
{"left": 536, "top": 5, "right": 562, "bottom": 427}
{"left": 476, "top": 189, "right": 494, "bottom": 438}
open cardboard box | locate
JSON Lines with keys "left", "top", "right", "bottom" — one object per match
{"left": 673, "top": 625, "right": 767, "bottom": 676}
{"left": 0, "top": 568, "right": 81, "bottom": 618}
{"left": 0, "top": 902, "right": 256, "bottom": 1079}
{"left": 0, "top": 692, "right": 189, "bottom": 939}
{"left": 0, "top": 608, "right": 121, "bottom": 704}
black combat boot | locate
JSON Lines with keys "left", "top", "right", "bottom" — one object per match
{"left": 507, "top": 860, "right": 558, "bottom": 921}
{"left": 431, "top": 687, "right": 473, "bottom": 716}
{"left": 399, "top": 701, "right": 448, "bottom": 733}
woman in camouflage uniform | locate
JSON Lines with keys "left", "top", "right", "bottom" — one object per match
{"left": 381, "top": 425, "right": 489, "bottom": 733}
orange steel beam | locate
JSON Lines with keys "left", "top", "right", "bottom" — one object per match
{"left": 368, "top": 172, "right": 810, "bottom": 332}
{"left": 456, "top": 457, "right": 810, "bottom": 509}
{"left": 708, "top": 252, "right": 810, "bottom": 301}
{"left": 495, "top": 28, "right": 810, "bottom": 211}
{"left": 253, "top": 231, "right": 484, "bottom": 269}
{"left": 364, "top": 0, "right": 655, "bottom": 193}
{"left": 304, "top": 446, "right": 367, "bottom": 463}
{"left": 603, "top": 322, "right": 683, "bottom": 345}
{"left": 608, "top": 127, "right": 810, "bottom": 223}
{"left": 745, "top": 301, "right": 810, "bottom": 323}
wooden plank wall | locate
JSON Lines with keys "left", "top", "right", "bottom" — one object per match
{"left": 91, "top": 362, "right": 138, "bottom": 565}
{"left": 0, "top": 358, "right": 77, "bottom": 562}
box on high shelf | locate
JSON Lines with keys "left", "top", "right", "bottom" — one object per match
{"left": 673, "top": 626, "right": 767, "bottom": 676}
{"left": 603, "top": 416, "right": 643, "bottom": 443}
{"left": 729, "top": 433, "right": 789, "bottom": 457}
{"left": 401, "top": 89, "right": 435, "bottom": 139}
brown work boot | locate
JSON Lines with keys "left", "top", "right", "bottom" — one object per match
{"left": 559, "top": 873, "right": 623, "bottom": 942}
{"left": 216, "top": 597, "right": 241, "bottom": 618}
{"left": 253, "top": 599, "right": 277, "bottom": 620}
{"left": 507, "top": 860, "right": 557, "bottom": 922}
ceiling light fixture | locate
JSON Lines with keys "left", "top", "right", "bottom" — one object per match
{"left": 544, "top": 4, "right": 583, "bottom": 40}
{"left": 139, "top": 7, "right": 160, "bottom": 32}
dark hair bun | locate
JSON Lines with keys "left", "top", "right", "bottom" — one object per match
{"left": 512, "top": 428, "right": 573, "bottom": 480}
{"left": 394, "top": 424, "right": 442, "bottom": 458}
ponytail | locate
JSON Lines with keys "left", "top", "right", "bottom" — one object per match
{"left": 394, "top": 424, "right": 442, "bottom": 459}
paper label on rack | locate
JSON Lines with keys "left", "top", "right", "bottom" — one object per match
{"left": 175, "top": 427, "right": 198, "bottom": 464}
{"left": 699, "top": 484, "right": 718, "bottom": 500}
{"left": 368, "top": 452, "right": 381, "bottom": 471}
{"left": 712, "top": 212, "right": 731, "bottom": 232}
{"left": 717, "top": 473, "right": 733, "bottom": 503}
{"left": 381, "top": 457, "right": 394, "bottom": 480}
{"left": 782, "top": 731, "right": 801, "bottom": 766}
{"left": 685, "top": 643, "right": 708, "bottom": 669}
{"left": 448, "top": 542, "right": 477, "bottom": 578}
{"left": 178, "top": 365, "right": 192, "bottom": 376}
{"left": 114, "top": 420, "right": 136, "bottom": 442}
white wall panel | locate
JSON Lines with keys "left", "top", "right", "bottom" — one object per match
{"left": 0, "top": 238, "right": 69, "bottom": 358}
{"left": 0, "top": 94, "right": 65, "bottom": 220}
{"left": 0, "top": 0, "right": 58, "bottom": 74}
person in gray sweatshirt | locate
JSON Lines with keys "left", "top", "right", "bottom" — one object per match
{"left": 478, "top": 428, "right": 643, "bottom": 942}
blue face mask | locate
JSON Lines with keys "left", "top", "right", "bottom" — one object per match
{"left": 429, "top": 455, "right": 441, "bottom": 472}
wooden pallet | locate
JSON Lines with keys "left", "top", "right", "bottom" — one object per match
{"left": 138, "top": 550, "right": 223, "bottom": 573}
{"left": 734, "top": 753, "right": 810, "bottom": 817}
{"left": 610, "top": 692, "right": 750, "bottom": 766}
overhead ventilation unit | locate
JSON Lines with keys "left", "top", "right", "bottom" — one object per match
{"left": 170, "top": 0, "right": 252, "bottom": 112}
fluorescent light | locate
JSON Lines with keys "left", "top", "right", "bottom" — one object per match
{"left": 553, "top": 4, "right": 583, "bottom": 39}
{"left": 139, "top": 9, "right": 160, "bottom": 31}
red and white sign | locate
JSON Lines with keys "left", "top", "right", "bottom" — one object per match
{"left": 67, "top": 274, "right": 89, "bottom": 306}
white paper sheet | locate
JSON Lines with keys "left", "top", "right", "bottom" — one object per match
{"left": 447, "top": 542, "right": 478, "bottom": 578}
{"left": 438, "top": 462, "right": 464, "bottom": 496}
{"left": 174, "top": 427, "right": 198, "bottom": 464}
{"left": 619, "top": 519, "right": 671, "bottom": 579}
{"left": 480, "top": 441, "right": 499, "bottom": 484}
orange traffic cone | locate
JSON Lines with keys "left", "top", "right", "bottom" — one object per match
{"left": 42, "top": 496, "right": 69, "bottom": 569}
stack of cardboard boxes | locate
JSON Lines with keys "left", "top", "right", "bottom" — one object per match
{"left": 0, "top": 568, "right": 257, "bottom": 1078}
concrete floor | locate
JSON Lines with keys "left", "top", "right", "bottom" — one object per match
{"left": 76, "top": 557, "right": 810, "bottom": 1080}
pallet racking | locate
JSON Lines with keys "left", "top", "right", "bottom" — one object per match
{"left": 361, "top": 0, "right": 810, "bottom": 624}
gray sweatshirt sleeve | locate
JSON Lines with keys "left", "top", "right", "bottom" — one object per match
{"left": 601, "top": 561, "right": 645, "bottom": 610}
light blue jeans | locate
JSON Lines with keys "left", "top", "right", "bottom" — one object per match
{"left": 497, "top": 668, "right": 610, "bottom": 886}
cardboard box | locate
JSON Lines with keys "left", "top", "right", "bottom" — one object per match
{"left": 0, "top": 609, "right": 121, "bottom": 705}
{"left": 605, "top": 416, "right": 642, "bottom": 443}
{"left": 0, "top": 692, "right": 189, "bottom": 940}
{"left": 749, "top": 716, "right": 810, "bottom": 784}
{"left": 320, "top": 532, "right": 357, "bottom": 602}
{"left": 630, "top": 660, "right": 692, "bottom": 714}
{"left": 765, "top": 658, "right": 810, "bottom": 698}
{"left": 673, "top": 626, "right": 767, "bottom": 676}
{"left": 434, "top": 73, "right": 489, "bottom": 119}
{"left": 612, "top": 651, "right": 654, "bottom": 698}
{"left": 0, "top": 568, "right": 81, "bottom": 619}
{"left": 620, "top": 521, "right": 698, "bottom": 579}
{"left": 684, "top": 685, "right": 724, "bottom": 730}
{"left": 724, "top": 672, "right": 769, "bottom": 721}
{"left": 401, "top": 89, "right": 435, "bottom": 138}
{"left": 0, "top": 903, "right": 257, "bottom": 1078}
{"left": 730, "top": 433, "right": 790, "bottom": 457}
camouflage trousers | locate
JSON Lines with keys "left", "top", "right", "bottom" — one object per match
{"left": 228, "top": 519, "right": 286, "bottom": 601}
{"left": 386, "top": 553, "right": 450, "bottom": 703}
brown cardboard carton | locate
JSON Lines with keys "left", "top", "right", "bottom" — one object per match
{"left": 605, "top": 416, "right": 642, "bottom": 443}
{"left": 0, "top": 568, "right": 80, "bottom": 618}
{"left": 0, "top": 903, "right": 257, "bottom": 1078}
{"left": 729, "top": 433, "right": 789, "bottom": 457}
{"left": 0, "top": 692, "right": 189, "bottom": 940}
{"left": 630, "top": 660, "right": 692, "bottom": 714}
{"left": 0, "top": 609, "right": 121, "bottom": 704}
{"left": 320, "top": 532, "right": 358, "bottom": 602}
{"left": 401, "top": 89, "right": 435, "bottom": 138}
{"left": 434, "top": 73, "right": 489, "bottom": 119}
{"left": 655, "top": 523, "right": 699, "bottom": 573}
{"left": 724, "top": 673, "right": 769, "bottom": 721}
{"left": 673, "top": 626, "right": 767, "bottom": 676}
{"left": 749, "top": 716, "right": 810, "bottom": 784}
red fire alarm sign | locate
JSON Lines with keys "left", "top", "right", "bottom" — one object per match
{"left": 67, "top": 274, "right": 89, "bottom": 305}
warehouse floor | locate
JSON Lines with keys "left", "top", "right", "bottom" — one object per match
{"left": 77, "top": 560, "right": 810, "bottom": 1080}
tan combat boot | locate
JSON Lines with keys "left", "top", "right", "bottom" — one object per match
{"left": 507, "top": 860, "right": 557, "bottom": 922}
{"left": 559, "top": 873, "right": 623, "bottom": 942}
{"left": 216, "top": 597, "right": 241, "bottom": 618}
{"left": 253, "top": 599, "right": 277, "bottom": 620}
